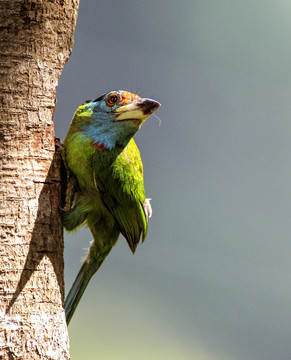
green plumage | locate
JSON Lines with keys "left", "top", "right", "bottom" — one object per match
{"left": 62, "top": 91, "right": 160, "bottom": 324}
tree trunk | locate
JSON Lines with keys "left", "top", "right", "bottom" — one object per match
{"left": 0, "top": 0, "right": 79, "bottom": 358}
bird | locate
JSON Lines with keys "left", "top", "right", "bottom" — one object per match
{"left": 61, "top": 90, "right": 160, "bottom": 324}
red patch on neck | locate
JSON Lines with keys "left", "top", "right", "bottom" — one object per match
{"left": 91, "top": 141, "right": 106, "bottom": 151}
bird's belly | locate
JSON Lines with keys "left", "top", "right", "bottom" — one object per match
{"left": 82, "top": 190, "right": 117, "bottom": 231}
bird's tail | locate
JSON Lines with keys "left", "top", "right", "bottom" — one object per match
{"left": 65, "top": 243, "right": 112, "bottom": 325}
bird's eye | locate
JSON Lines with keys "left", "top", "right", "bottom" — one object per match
{"left": 106, "top": 93, "right": 119, "bottom": 107}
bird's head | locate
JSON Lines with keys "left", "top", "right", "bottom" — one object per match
{"left": 76, "top": 90, "right": 160, "bottom": 150}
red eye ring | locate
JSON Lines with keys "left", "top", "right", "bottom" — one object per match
{"left": 106, "top": 93, "right": 119, "bottom": 107}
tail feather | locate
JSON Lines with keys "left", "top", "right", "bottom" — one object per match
{"left": 65, "top": 246, "right": 112, "bottom": 325}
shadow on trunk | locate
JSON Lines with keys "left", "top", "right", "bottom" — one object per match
{"left": 6, "top": 142, "right": 66, "bottom": 314}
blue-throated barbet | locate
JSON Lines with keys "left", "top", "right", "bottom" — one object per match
{"left": 62, "top": 90, "right": 160, "bottom": 324}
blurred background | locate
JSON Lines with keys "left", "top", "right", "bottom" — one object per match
{"left": 54, "top": 1, "right": 291, "bottom": 359}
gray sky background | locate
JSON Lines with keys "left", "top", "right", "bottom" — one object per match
{"left": 54, "top": 1, "right": 291, "bottom": 359}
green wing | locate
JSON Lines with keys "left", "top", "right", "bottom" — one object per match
{"left": 93, "top": 139, "right": 149, "bottom": 252}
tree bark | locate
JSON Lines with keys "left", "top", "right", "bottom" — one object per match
{"left": 0, "top": 0, "right": 79, "bottom": 358}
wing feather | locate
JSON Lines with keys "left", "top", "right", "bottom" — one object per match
{"left": 93, "top": 139, "right": 149, "bottom": 252}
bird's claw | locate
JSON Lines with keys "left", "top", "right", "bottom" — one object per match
{"left": 143, "top": 198, "right": 152, "bottom": 222}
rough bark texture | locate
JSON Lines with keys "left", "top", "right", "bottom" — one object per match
{"left": 0, "top": 0, "right": 79, "bottom": 358}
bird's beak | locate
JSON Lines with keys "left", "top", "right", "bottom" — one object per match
{"left": 115, "top": 98, "right": 161, "bottom": 124}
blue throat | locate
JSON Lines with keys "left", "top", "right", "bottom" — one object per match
{"left": 82, "top": 118, "right": 138, "bottom": 150}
